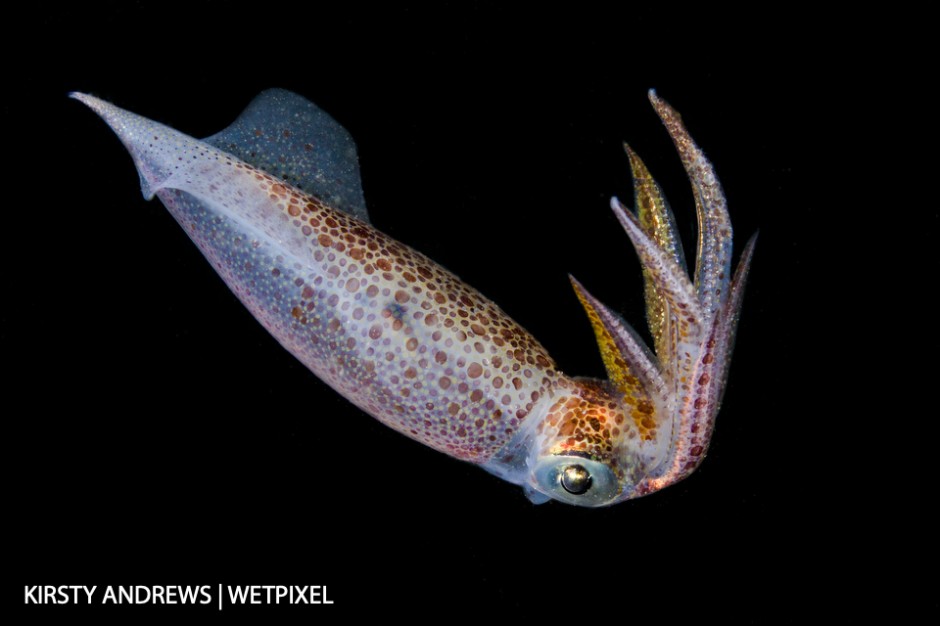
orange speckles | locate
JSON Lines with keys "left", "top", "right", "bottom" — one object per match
{"left": 121, "top": 115, "right": 585, "bottom": 464}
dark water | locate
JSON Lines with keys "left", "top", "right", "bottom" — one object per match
{"left": 4, "top": 3, "right": 926, "bottom": 622}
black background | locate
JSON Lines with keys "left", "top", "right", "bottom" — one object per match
{"left": 4, "top": 2, "right": 932, "bottom": 622}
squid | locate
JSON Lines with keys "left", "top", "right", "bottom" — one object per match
{"left": 73, "top": 89, "right": 755, "bottom": 507}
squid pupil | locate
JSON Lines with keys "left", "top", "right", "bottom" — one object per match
{"left": 561, "top": 465, "right": 592, "bottom": 495}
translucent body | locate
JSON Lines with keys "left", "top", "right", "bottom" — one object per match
{"left": 73, "top": 90, "right": 754, "bottom": 506}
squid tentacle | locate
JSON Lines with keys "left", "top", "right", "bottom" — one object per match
{"left": 569, "top": 275, "right": 669, "bottom": 409}
{"left": 649, "top": 90, "right": 733, "bottom": 324}
{"left": 74, "top": 88, "right": 753, "bottom": 508}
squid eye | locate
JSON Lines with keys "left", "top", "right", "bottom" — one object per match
{"left": 532, "top": 456, "right": 619, "bottom": 506}
{"left": 561, "top": 464, "right": 592, "bottom": 495}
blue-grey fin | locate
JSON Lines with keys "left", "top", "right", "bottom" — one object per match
{"left": 204, "top": 89, "right": 369, "bottom": 223}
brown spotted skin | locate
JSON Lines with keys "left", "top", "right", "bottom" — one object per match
{"left": 531, "top": 380, "right": 656, "bottom": 490}
{"left": 70, "top": 92, "right": 565, "bottom": 464}
{"left": 165, "top": 167, "right": 564, "bottom": 463}
{"left": 74, "top": 90, "right": 754, "bottom": 507}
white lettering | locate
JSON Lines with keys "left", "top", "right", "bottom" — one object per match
{"left": 177, "top": 585, "right": 212, "bottom": 605}
{"left": 223, "top": 585, "right": 333, "bottom": 605}
{"left": 317, "top": 585, "right": 334, "bottom": 605}
{"left": 23, "top": 585, "right": 98, "bottom": 605}
{"left": 228, "top": 585, "right": 251, "bottom": 604}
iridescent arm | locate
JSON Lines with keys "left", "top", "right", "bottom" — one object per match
{"left": 74, "top": 89, "right": 753, "bottom": 507}
{"left": 624, "top": 91, "right": 756, "bottom": 492}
